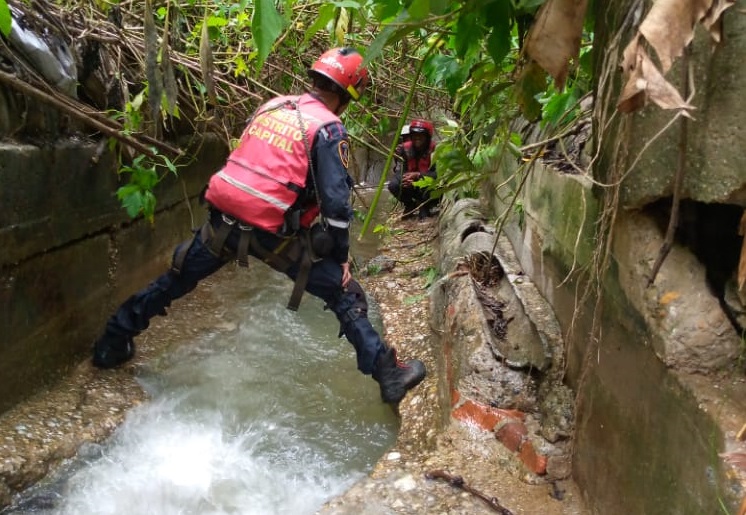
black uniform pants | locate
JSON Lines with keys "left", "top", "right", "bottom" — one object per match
{"left": 102, "top": 211, "right": 386, "bottom": 374}
{"left": 387, "top": 174, "right": 437, "bottom": 213}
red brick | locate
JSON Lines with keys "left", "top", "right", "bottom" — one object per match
{"left": 496, "top": 421, "right": 527, "bottom": 452}
{"left": 519, "top": 442, "right": 548, "bottom": 475}
{"left": 452, "top": 400, "right": 515, "bottom": 431}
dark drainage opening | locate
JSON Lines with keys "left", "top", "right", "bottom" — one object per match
{"left": 645, "top": 198, "right": 744, "bottom": 332}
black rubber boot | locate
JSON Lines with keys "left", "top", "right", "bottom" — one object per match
{"left": 372, "top": 348, "right": 426, "bottom": 404}
{"left": 402, "top": 203, "right": 418, "bottom": 220}
{"left": 92, "top": 334, "right": 135, "bottom": 369}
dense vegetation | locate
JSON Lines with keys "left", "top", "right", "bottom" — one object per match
{"left": 1, "top": 0, "right": 730, "bottom": 237}
{"left": 0, "top": 0, "right": 599, "bottom": 227}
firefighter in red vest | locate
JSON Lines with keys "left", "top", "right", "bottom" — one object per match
{"left": 92, "top": 48, "right": 426, "bottom": 405}
{"left": 387, "top": 119, "right": 437, "bottom": 220}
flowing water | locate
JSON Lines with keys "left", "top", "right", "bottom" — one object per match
{"left": 3, "top": 219, "right": 397, "bottom": 515}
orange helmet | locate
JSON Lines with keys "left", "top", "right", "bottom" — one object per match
{"left": 309, "top": 47, "right": 369, "bottom": 101}
{"left": 409, "top": 119, "right": 434, "bottom": 137}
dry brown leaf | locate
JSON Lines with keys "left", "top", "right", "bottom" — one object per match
{"left": 617, "top": 46, "right": 694, "bottom": 114}
{"left": 701, "top": 0, "right": 736, "bottom": 42}
{"left": 617, "top": 52, "right": 647, "bottom": 114}
{"left": 639, "top": 0, "right": 710, "bottom": 73}
{"left": 525, "top": 0, "right": 589, "bottom": 89}
{"left": 199, "top": 12, "right": 217, "bottom": 106}
{"left": 621, "top": 34, "right": 641, "bottom": 74}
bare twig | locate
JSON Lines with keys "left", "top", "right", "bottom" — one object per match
{"left": 0, "top": 70, "right": 161, "bottom": 158}
{"left": 425, "top": 469, "right": 514, "bottom": 514}
{"left": 647, "top": 47, "right": 692, "bottom": 287}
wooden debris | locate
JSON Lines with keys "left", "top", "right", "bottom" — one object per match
{"left": 425, "top": 469, "right": 514, "bottom": 514}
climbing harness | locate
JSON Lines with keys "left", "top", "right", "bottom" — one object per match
{"left": 175, "top": 97, "right": 342, "bottom": 311}
{"left": 171, "top": 212, "right": 299, "bottom": 275}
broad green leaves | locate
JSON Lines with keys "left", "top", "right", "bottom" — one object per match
{"left": 252, "top": 0, "right": 285, "bottom": 71}
{"left": 69, "top": 0, "right": 595, "bottom": 225}
{"left": 423, "top": 54, "right": 468, "bottom": 96}
{"left": 117, "top": 153, "right": 178, "bottom": 223}
{"left": 303, "top": 4, "right": 336, "bottom": 44}
{"left": 0, "top": 0, "right": 10, "bottom": 37}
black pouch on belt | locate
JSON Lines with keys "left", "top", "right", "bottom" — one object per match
{"left": 309, "top": 223, "right": 334, "bottom": 258}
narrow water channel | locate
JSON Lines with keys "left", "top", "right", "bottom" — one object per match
{"left": 3, "top": 256, "right": 398, "bottom": 514}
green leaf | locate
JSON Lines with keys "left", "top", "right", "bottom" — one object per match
{"left": 483, "top": 0, "right": 512, "bottom": 66}
{"left": 422, "top": 266, "right": 438, "bottom": 288}
{"left": 408, "top": 0, "right": 429, "bottom": 20}
{"left": 515, "top": 0, "right": 546, "bottom": 11}
{"left": 515, "top": 61, "right": 546, "bottom": 121}
{"left": 136, "top": 168, "right": 159, "bottom": 190}
{"left": 0, "top": 0, "right": 11, "bottom": 38}
{"left": 302, "top": 3, "right": 336, "bottom": 44}
{"left": 412, "top": 175, "right": 434, "bottom": 189}
{"left": 429, "top": 0, "right": 449, "bottom": 15}
{"left": 160, "top": 155, "right": 178, "bottom": 174}
{"left": 116, "top": 184, "right": 140, "bottom": 200}
{"left": 373, "top": 0, "right": 404, "bottom": 20}
{"left": 541, "top": 86, "right": 581, "bottom": 128}
{"left": 206, "top": 15, "right": 228, "bottom": 27}
{"left": 233, "top": 55, "right": 249, "bottom": 77}
{"left": 142, "top": 190, "right": 157, "bottom": 222}
{"left": 118, "top": 188, "right": 144, "bottom": 218}
{"left": 424, "top": 54, "right": 469, "bottom": 96}
{"left": 404, "top": 293, "right": 427, "bottom": 305}
{"left": 330, "top": 0, "right": 363, "bottom": 7}
{"left": 252, "top": 0, "right": 284, "bottom": 71}
{"left": 454, "top": 12, "right": 483, "bottom": 59}
{"left": 486, "top": 27, "right": 510, "bottom": 66}
{"left": 364, "top": 12, "right": 420, "bottom": 65}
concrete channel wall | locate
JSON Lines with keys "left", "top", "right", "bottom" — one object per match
{"left": 473, "top": 4, "right": 746, "bottom": 512}
{"left": 483, "top": 160, "right": 741, "bottom": 513}
{"left": 0, "top": 136, "right": 228, "bottom": 414}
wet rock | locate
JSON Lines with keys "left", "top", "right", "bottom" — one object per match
{"left": 546, "top": 453, "right": 573, "bottom": 480}
{"left": 361, "top": 255, "right": 396, "bottom": 275}
{"left": 538, "top": 384, "right": 575, "bottom": 443}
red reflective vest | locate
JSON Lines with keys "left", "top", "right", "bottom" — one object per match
{"left": 205, "top": 94, "right": 340, "bottom": 232}
{"left": 401, "top": 140, "right": 436, "bottom": 174}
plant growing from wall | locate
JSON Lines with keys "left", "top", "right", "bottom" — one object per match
{"left": 116, "top": 151, "right": 179, "bottom": 223}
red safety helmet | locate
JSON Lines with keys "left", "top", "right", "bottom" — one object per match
{"left": 309, "top": 47, "right": 369, "bottom": 101}
{"left": 409, "top": 119, "right": 434, "bottom": 137}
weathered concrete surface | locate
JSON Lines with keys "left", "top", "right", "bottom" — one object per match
{"left": 0, "top": 135, "right": 228, "bottom": 414}
{"left": 436, "top": 200, "right": 552, "bottom": 372}
{"left": 595, "top": 1, "right": 746, "bottom": 209}
{"left": 614, "top": 211, "right": 740, "bottom": 371}
{"left": 319, "top": 209, "right": 588, "bottom": 515}
{"left": 484, "top": 146, "right": 746, "bottom": 513}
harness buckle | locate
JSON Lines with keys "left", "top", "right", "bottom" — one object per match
{"left": 222, "top": 213, "right": 237, "bottom": 226}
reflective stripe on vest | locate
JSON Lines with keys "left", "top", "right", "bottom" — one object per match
{"left": 215, "top": 170, "right": 292, "bottom": 212}
{"left": 205, "top": 94, "right": 341, "bottom": 233}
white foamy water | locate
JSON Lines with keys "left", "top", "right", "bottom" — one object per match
{"left": 5, "top": 266, "right": 397, "bottom": 515}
